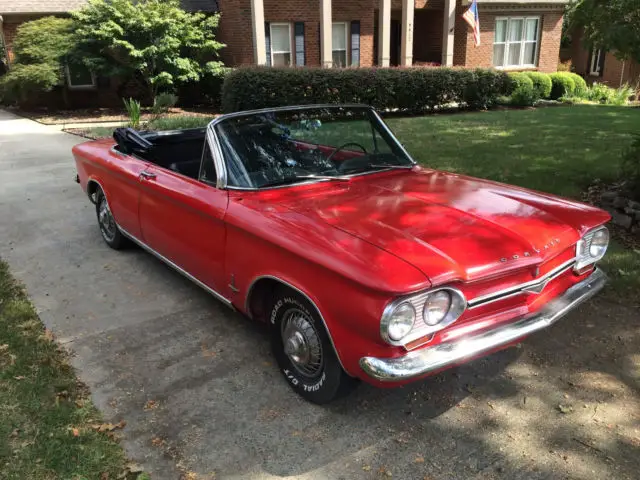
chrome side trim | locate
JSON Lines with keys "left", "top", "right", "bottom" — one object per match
{"left": 117, "top": 226, "right": 233, "bottom": 307}
{"left": 467, "top": 258, "right": 576, "bottom": 309}
{"left": 245, "top": 274, "right": 349, "bottom": 373}
{"left": 360, "top": 268, "right": 606, "bottom": 382}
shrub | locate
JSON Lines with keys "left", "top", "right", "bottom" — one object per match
{"left": 586, "top": 82, "right": 633, "bottom": 106}
{"left": 621, "top": 134, "right": 640, "bottom": 201}
{"left": 508, "top": 72, "right": 537, "bottom": 106}
{"left": 524, "top": 71, "right": 552, "bottom": 99}
{"left": 549, "top": 72, "right": 576, "bottom": 99}
{"left": 0, "top": 64, "right": 59, "bottom": 104}
{"left": 153, "top": 93, "right": 179, "bottom": 114}
{"left": 123, "top": 98, "right": 142, "bottom": 129}
{"left": 566, "top": 73, "right": 588, "bottom": 97}
{"left": 220, "top": 67, "right": 512, "bottom": 113}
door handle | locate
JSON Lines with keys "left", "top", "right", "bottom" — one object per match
{"left": 140, "top": 171, "right": 156, "bottom": 180}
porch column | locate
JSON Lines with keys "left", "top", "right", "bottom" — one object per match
{"left": 442, "top": 0, "right": 455, "bottom": 66}
{"left": 400, "top": 0, "right": 414, "bottom": 66}
{"left": 320, "top": 0, "right": 333, "bottom": 67}
{"left": 378, "top": 0, "right": 391, "bottom": 67}
{"left": 250, "top": 0, "right": 267, "bottom": 65}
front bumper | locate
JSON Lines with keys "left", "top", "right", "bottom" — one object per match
{"left": 360, "top": 268, "right": 606, "bottom": 382}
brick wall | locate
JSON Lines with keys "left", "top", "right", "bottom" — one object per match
{"left": 218, "top": 0, "right": 375, "bottom": 67}
{"left": 454, "top": 3, "right": 563, "bottom": 73}
{"left": 2, "top": 22, "right": 19, "bottom": 63}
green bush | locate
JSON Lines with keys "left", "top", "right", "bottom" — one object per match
{"left": 0, "top": 64, "right": 59, "bottom": 104}
{"left": 567, "top": 73, "right": 588, "bottom": 97}
{"left": 549, "top": 72, "right": 576, "bottom": 99}
{"left": 586, "top": 82, "right": 633, "bottom": 106}
{"left": 621, "top": 134, "right": 640, "bottom": 201}
{"left": 524, "top": 71, "right": 552, "bottom": 99}
{"left": 508, "top": 72, "right": 537, "bottom": 106}
{"left": 220, "top": 67, "right": 512, "bottom": 113}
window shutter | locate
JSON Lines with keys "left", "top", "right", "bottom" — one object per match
{"left": 265, "top": 22, "right": 271, "bottom": 66}
{"left": 350, "top": 20, "right": 360, "bottom": 67}
{"left": 598, "top": 49, "right": 606, "bottom": 77}
{"left": 295, "top": 22, "right": 305, "bottom": 66}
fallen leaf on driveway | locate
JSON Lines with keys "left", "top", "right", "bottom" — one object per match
{"left": 126, "top": 462, "right": 144, "bottom": 473}
{"left": 362, "top": 465, "right": 371, "bottom": 471}
{"left": 143, "top": 400, "right": 159, "bottom": 411}
{"left": 557, "top": 404, "right": 573, "bottom": 414}
{"left": 415, "top": 455, "right": 425, "bottom": 463}
{"left": 91, "top": 420, "right": 126, "bottom": 432}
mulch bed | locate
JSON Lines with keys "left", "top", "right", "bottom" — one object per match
{"left": 10, "top": 106, "right": 217, "bottom": 125}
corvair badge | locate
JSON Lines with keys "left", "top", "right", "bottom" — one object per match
{"left": 500, "top": 238, "right": 562, "bottom": 263}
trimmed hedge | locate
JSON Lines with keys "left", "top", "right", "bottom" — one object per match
{"left": 567, "top": 72, "right": 588, "bottom": 97}
{"left": 508, "top": 72, "right": 537, "bottom": 106}
{"left": 549, "top": 72, "right": 576, "bottom": 99}
{"left": 524, "top": 71, "right": 552, "bottom": 99}
{"left": 220, "top": 67, "right": 513, "bottom": 113}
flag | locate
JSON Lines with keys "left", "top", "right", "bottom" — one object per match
{"left": 463, "top": 0, "right": 481, "bottom": 47}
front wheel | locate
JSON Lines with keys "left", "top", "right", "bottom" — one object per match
{"left": 95, "top": 188, "right": 129, "bottom": 250}
{"left": 270, "top": 289, "right": 356, "bottom": 404}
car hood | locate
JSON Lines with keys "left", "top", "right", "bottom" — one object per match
{"left": 273, "top": 169, "right": 610, "bottom": 285}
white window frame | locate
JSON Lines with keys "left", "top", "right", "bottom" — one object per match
{"left": 589, "top": 48, "right": 603, "bottom": 76}
{"left": 65, "top": 64, "right": 96, "bottom": 90}
{"left": 270, "top": 22, "right": 293, "bottom": 67}
{"left": 332, "top": 21, "right": 348, "bottom": 68}
{"left": 493, "top": 16, "right": 541, "bottom": 69}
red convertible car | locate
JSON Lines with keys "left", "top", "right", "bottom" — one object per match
{"left": 73, "top": 104, "right": 610, "bottom": 404}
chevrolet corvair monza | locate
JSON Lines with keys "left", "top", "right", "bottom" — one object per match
{"left": 73, "top": 105, "right": 610, "bottom": 404}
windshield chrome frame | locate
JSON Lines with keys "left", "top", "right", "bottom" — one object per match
{"left": 205, "top": 104, "right": 417, "bottom": 191}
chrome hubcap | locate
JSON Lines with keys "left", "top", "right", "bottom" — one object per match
{"left": 98, "top": 197, "right": 116, "bottom": 242}
{"left": 281, "top": 308, "right": 323, "bottom": 378}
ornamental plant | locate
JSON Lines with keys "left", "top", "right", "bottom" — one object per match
{"left": 73, "top": 0, "right": 226, "bottom": 102}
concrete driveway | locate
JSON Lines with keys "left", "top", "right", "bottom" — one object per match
{"left": 1, "top": 109, "right": 638, "bottom": 480}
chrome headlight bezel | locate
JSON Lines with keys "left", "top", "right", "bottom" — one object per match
{"left": 574, "top": 226, "right": 609, "bottom": 272}
{"left": 381, "top": 287, "right": 467, "bottom": 346}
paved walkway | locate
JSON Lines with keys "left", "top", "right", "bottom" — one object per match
{"left": 1, "top": 109, "right": 638, "bottom": 480}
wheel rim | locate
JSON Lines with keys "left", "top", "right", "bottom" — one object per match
{"left": 98, "top": 196, "right": 116, "bottom": 242}
{"left": 281, "top": 307, "right": 323, "bottom": 378}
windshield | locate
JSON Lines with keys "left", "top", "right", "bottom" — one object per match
{"left": 213, "top": 106, "right": 414, "bottom": 189}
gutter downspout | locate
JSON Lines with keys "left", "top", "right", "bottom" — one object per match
{"left": 620, "top": 59, "right": 626, "bottom": 87}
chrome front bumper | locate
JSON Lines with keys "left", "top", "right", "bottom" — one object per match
{"left": 360, "top": 268, "right": 607, "bottom": 382}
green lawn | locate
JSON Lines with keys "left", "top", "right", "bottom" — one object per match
{"left": 388, "top": 104, "right": 640, "bottom": 198}
{"left": 387, "top": 104, "right": 640, "bottom": 297}
{"left": 0, "top": 261, "right": 147, "bottom": 480}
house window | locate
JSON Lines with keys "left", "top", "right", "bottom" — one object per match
{"left": 589, "top": 49, "right": 603, "bottom": 76}
{"left": 332, "top": 22, "right": 348, "bottom": 67}
{"left": 493, "top": 17, "right": 540, "bottom": 68}
{"left": 270, "top": 23, "right": 292, "bottom": 67}
{"left": 66, "top": 63, "right": 96, "bottom": 89}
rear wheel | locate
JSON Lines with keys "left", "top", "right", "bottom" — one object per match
{"left": 95, "top": 188, "right": 128, "bottom": 250}
{"left": 269, "top": 288, "right": 356, "bottom": 404}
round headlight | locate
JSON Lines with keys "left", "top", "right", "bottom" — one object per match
{"left": 423, "top": 290, "right": 452, "bottom": 326}
{"left": 589, "top": 228, "right": 609, "bottom": 258}
{"left": 386, "top": 302, "right": 416, "bottom": 341}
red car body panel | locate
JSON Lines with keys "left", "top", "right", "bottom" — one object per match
{"left": 72, "top": 132, "right": 610, "bottom": 385}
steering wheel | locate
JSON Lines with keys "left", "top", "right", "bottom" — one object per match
{"left": 327, "top": 142, "right": 368, "bottom": 166}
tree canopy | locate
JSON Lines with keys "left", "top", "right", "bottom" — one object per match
{"left": 72, "top": 0, "right": 225, "bottom": 100}
{"left": 569, "top": 0, "right": 640, "bottom": 64}
{"left": 0, "top": 17, "right": 75, "bottom": 103}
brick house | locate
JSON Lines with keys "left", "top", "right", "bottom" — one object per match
{"left": 1, "top": 0, "right": 569, "bottom": 107}
{"left": 569, "top": 28, "right": 640, "bottom": 89}
{"left": 221, "top": 0, "right": 568, "bottom": 73}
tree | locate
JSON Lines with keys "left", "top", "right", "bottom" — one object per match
{"left": 569, "top": 0, "right": 640, "bottom": 65}
{"left": 73, "top": 0, "right": 225, "bottom": 102}
{"left": 0, "top": 17, "right": 75, "bottom": 104}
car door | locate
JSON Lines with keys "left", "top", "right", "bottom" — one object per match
{"left": 137, "top": 142, "right": 229, "bottom": 294}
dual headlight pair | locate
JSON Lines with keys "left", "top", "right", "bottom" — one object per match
{"left": 381, "top": 288, "right": 467, "bottom": 345}
{"left": 382, "top": 226, "right": 610, "bottom": 346}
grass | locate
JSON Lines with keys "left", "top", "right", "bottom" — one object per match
{"left": 387, "top": 104, "right": 640, "bottom": 198}
{"left": 387, "top": 104, "right": 640, "bottom": 297}
{"left": 0, "top": 260, "right": 146, "bottom": 480}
